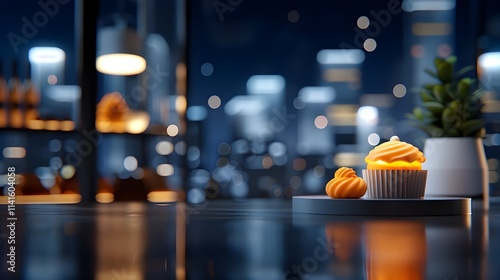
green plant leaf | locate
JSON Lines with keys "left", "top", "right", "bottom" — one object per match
{"left": 457, "top": 78, "right": 472, "bottom": 100}
{"left": 444, "top": 82, "right": 457, "bottom": 100}
{"left": 437, "top": 61, "right": 453, "bottom": 83}
{"left": 424, "top": 69, "right": 439, "bottom": 80}
{"left": 423, "top": 83, "right": 435, "bottom": 91}
{"left": 445, "top": 56, "right": 457, "bottom": 64}
{"left": 455, "top": 65, "right": 475, "bottom": 77}
{"left": 420, "top": 90, "right": 435, "bottom": 102}
{"left": 423, "top": 101, "right": 445, "bottom": 115}
{"left": 444, "top": 128, "right": 460, "bottom": 137}
{"left": 469, "top": 88, "right": 486, "bottom": 102}
{"left": 426, "top": 125, "right": 445, "bottom": 137}
{"left": 405, "top": 113, "right": 419, "bottom": 121}
{"left": 462, "top": 119, "right": 485, "bottom": 137}
{"left": 433, "top": 84, "right": 446, "bottom": 103}
{"left": 434, "top": 57, "right": 446, "bottom": 68}
{"left": 414, "top": 107, "right": 425, "bottom": 119}
{"left": 441, "top": 108, "right": 456, "bottom": 128}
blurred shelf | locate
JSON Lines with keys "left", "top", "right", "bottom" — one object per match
{"left": 0, "top": 120, "right": 77, "bottom": 133}
{"left": 0, "top": 194, "right": 81, "bottom": 204}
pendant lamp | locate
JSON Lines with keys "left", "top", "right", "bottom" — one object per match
{"left": 96, "top": 26, "right": 146, "bottom": 76}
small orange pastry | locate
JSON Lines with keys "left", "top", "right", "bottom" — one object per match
{"left": 326, "top": 167, "right": 367, "bottom": 199}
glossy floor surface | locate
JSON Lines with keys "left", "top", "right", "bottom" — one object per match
{"left": 1, "top": 198, "right": 499, "bottom": 280}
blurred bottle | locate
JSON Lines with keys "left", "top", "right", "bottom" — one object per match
{"left": 0, "top": 59, "right": 8, "bottom": 128}
{"left": 9, "top": 59, "right": 25, "bottom": 128}
{"left": 24, "top": 60, "right": 39, "bottom": 123}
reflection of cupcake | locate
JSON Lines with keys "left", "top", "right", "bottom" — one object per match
{"left": 363, "top": 136, "right": 427, "bottom": 198}
{"left": 365, "top": 221, "right": 427, "bottom": 280}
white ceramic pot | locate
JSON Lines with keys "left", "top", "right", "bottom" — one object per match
{"left": 423, "top": 137, "right": 489, "bottom": 197}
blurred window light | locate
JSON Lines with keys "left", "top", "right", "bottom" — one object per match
{"left": 368, "top": 133, "right": 381, "bottom": 146}
{"left": 49, "top": 139, "right": 62, "bottom": 152}
{"left": 147, "top": 191, "right": 178, "bottom": 203}
{"left": 96, "top": 193, "right": 114, "bottom": 203}
{"left": 208, "top": 95, "right": 222, "bottom": 109}
{"left": 246, "top": 75, "right": 285, "bottom": 95}
{"left": 175, "top": 141, "right": 187, "bottom": 155}
{"left": 411, "top": 44, "right": 425, "bottom": 58}
{"left": 262, "top": 156, "right": 273, "bottom": 169}
{"left": 437, "top": 44, "right": 453, "bottom": 58}
{"left": 2, "top": 147, "right": 26, "bottom": 159}
{"left": 35, "top": 166, "right": 55, "bottom": 189}
{"left": 363, "top": 39, "right": 377, "bottom": 52}
{"left": 157, "top": 164, "right": 174, "bottom": 177}
{"left": 293, "top": 158, "right": 307, "bottom": 171}
{"left": 273, "top": 188, "right": 282, "bottom": 197}
{"left": 217, "top": 143, "right": 231, "bottom": 156}
{"left": 176, "top": 95, "right": 187, "bottom": 114}
{"left": 191, "top": 169, "right": 211, "bottom": 185}
{"left": 60, "top": 164, "right": 76, "bottom": 179}
{"left": 187, "top": 188, "right": 206, "bottom": 204}
{"left": 124, "top": 156, "right": 138, "bottom": 172}
{"left": 393, "top": 84, "right": 407, "bottom": 98}
{"left": 187, "top": 146, "right": 201, "bottom": 161}
{"left": 334, "top": 152, "right": 364, "bottom": 166}
{"left": 232, "top": 173, "right": 244, "bottom": 185}
{"left": 200, "top": 62, "right": 214, "bottom": 76}
{"left": 492, "top": 133, "right": 500, "bottom": 146}
{"left": 155, "top": 141, "right": 174, "bottom": 155}
{"left": 47, "top": 74, "right": 58, "bottom": 85}
{"left": 287, "top": 10, "right": 300, "bottom": 23}
{"left": 290, "top": 175, "right": 302, "bottom": 189}
{"left": 317, "top": 49, "right": 365, "bottom": 65}
{"left": 269, "top": 142, "right": 286, "bottom": 157}
{"left": 29, "top": 47, "right": 65, "bottom": 64}
{"left": 360, "top": 94, "right": 395, "bottom": 107}
{"left": 126, "top": 111, "right": 150, "bottom": 134}
{"left": 50, "top": 157, "right": 63, "bottom": 169}
{"left": 313, "top": 165, "right": 325, "bottom": 177}
{"left": 489, "top": 171, "right": 499, "bottom": 184}
{"left": 298, "top": 87, "right": 336, "bottom": 103}
{"left": 323, "top": 68, "right": 361, "bottom": 83}
{"left": 314, "top": 115, "right": 328, "bottom": 129}
{"left": 186, "top": 106, "right": 207, "bottom": 121}
{"left": 225, "top": 95, "right": 267, "bottom": 116}
{"left": 357, "top": 106, "right": 379, "bottom": 125}
{"left": 487, "top": 158, "right": 499, "bottom": 171}
{"left": 230, "top": 181, "right": 249, "bottom": 198}
{"left": 167, "top": 124, "right": 179, "bottom": 137}
{"left": 403, "top": 0, "right": 456, "bottom": 12}
{"left": 328, "top": 105, "right": 358, "bottom": 126}
{"left": 357, "top": 16, "right": 370, "bottom": 29}
{"left": 412, "top": 23, "right": 452, "bottom": 36}
{"left": 293, "top": 97, "right": 306, "bottom": 109}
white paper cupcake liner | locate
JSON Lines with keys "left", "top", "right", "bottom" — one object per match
{"left": 362, "top": 170, "right": 428, "bottom": 199}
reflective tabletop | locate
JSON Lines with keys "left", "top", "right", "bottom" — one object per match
{"left": 1, "top": 198, "right": 499, "bottom": 280}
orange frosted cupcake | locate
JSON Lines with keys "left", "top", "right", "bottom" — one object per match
{"left": 362, "top": 136, "right": 427, "bottom": 198}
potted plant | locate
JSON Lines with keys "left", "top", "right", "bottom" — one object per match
{"left": 406, "top": 56, "right": 489, "bottom": 199}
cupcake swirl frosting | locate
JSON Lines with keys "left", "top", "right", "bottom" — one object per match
{"left": 365, "top": 136, "right": 426, "bottom": 170}
{"left": 326, "top": 167, "right": 367, "bottom": 199}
